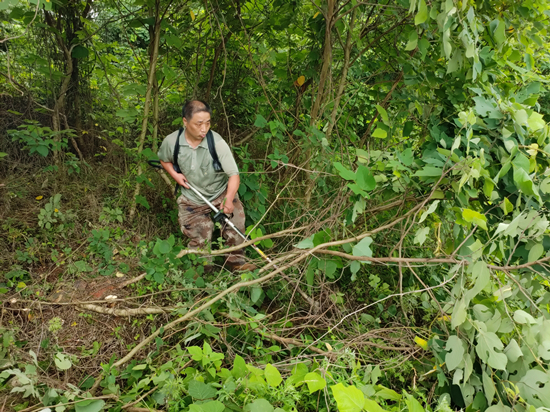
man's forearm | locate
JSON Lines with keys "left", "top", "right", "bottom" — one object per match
{"left": 226, "top": 174, "right": 240, "bottom": 202}
{"left": 160, "top": 160, "right": 179, "bottom": 180}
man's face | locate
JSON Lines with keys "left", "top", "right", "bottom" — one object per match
{"left": 183, "top": 111, "right": 211, "bottom": 142}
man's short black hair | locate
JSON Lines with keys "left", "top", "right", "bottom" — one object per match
{"left": 182, "top": 100, "right": 212, "bottom": 120}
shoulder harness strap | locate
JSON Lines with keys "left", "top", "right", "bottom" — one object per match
{"left": 173, "top": 127, "right": 184, "bottom": 173}
{"left": 206, "top": 130, "right": 224, "bottom": 172}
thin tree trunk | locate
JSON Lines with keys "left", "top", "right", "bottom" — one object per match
{"left": 205, "top": 32, "right": 232, "bottom": 101}
{"left": 152, "top": 76, "right": 160, "bottom": 153}
{"left": 128, "top": 4, "right": 162, "bottom": 221}
{"left": 310, "top": 0, "right": 335, "bottom": 125}
{"left": 44, "top": 10, "right": 73, "bottom": 166}
{"left": 326, "top": 9, "right": 355, "bottom": 141}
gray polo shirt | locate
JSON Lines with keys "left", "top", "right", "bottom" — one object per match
{"left": 158, "top": 129, "right": 239, "bottom": 204}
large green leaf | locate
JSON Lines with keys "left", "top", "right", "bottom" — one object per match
{"left": 513, "top": 166, "right": 537, "bottom": 197}
{"left": 331, "top": 383, "right": 365, "bottom": 412}
{"left": 264, "top": 364, "right": 282, "bottom": 387}
{"left": 188, "top": 380, "right": 217, "bottom": 399}
{"left": 334, "top": 162, "right": 356, "bottom": 180}
{"left": 517, "top": 370, "right": 550, "bottom": 407}
{"left": 75, "top": 400, "right": 105, "bottom": 412}
{"left": 244, "top": 399, "right": 274, "bottom": 412}
{"left": 356, "top": 166, "right": 376, "bottom": 191}
{"left": 232, "top": 355, "right": 247, "bottom": 378}
{"left": 189, "top": 401, "right": 225, "bottom": 412}
{"left": 445, "top": 336, "right": 465, "bottom": 371}
{"left": 352, "top": 237, "right": 373, "bottom": 258}
{"left": 475, "top": 330, "right": 507, "bottom": 370}
{"left": 415, "top": 0, "right": 428, "bottom": 25}
{"left": 304, "top": 372, "right": 326, "bottom": 393}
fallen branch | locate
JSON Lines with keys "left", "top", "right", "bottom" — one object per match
{"left": 78, "top": 304, "right": 174, "bottom": 316}
{"left": 175, "top": 226, "right": 307, "bottom": 258}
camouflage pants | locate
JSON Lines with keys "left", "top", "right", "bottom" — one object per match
{"left": 177, "top": 190, "right": 246, "bottom": 264}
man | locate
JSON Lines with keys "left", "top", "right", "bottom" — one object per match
{"left": 158, "top": 100, "right": 256, "bottom": 272}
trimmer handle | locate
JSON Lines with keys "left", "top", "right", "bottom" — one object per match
{"left": 213, "top": 211, "right": 230, "bottom": 224}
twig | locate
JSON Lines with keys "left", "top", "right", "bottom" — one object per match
{"left": 122, "top": 386, "right": 159, "bottom": 409}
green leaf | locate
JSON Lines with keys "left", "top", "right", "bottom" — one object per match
{"left": 375, "top": 105, "right": 389, "bottom": 125}
{"left": 528, "top": 243, "right": 544, "bottom": 263}
{"left": 363, "top": 398, "right": 387, "bottom": 412}
{"left": 405, "top": 393, "right": 424, "bottom": 412}
{"left": 135, "top": 195, "right": 150, "bottom": 210}
{"left": 319, "top": 259, "right": 337, "bottom": 278}
{"left": 352, "top": 237, "right": 373, "bottom": 258}
{"left": 188, "top": 380, "right": 217, "bottom": 400}
{"left": 372, "top": 127, "right": 387, "bottom": 139}
{"left": 493, "top": 20, "right": 506, "bottom": 45}
{"left": 254, "top": 114, "right": 268, "bottom": 128}
{"left": 355, "top": 166, "right": 376, "bottom": 191}
{"left": 483, "top": 368, "right": 495, "bottom": 405}
{"left": 414, "top": 166, "right": 443, "bottom": 177}
{"left": 475, "top": 330, "right": 507, "bottom": 370}
{"left": 190, "top": 400, "right": 225, "bottom": 412}
{"left": 418, "top": 37, "right": 430, "bottom": 59}
{"left": 35, "top": 145, "right": 49, "bottom": 157}
{"left": 54, "top": 353, "right": 72, "bottom": 370}
{"left": 264, "top": 364, "right": 282, "bottom": 387}
{"left": 527, "top": 112, "right": 546, "bottom": 131}
{"left": 232, "top": 355, "right": 247, "bottom": 378}
{"left": 451, "top": 297, "right": 467, "bottom": 328}
{"left": 71, "top": 45, "right": 89, "bottom": 59}
{"left": 244, "top": 399, "right": 274, "bottom": 412}
{"left": 418, "top": 200, "right": 439, "bottom": 223}
{"left": 501, "top": 197, "right": 513, "bottom": 215}
{"left": 517, "top": 370, "right": 550, "bottom": 408}
{"left": 415, "top": 0, "right": 428, "bottom": 25}
{"left": 251, "top": 287, "right": 263, "bottom": 304}
{"left": 158, "top": 240, "right": 171, "bottom": 254}
{"left": 399, "top": 148, "right": 414, "bottom": 166}
{"left": 188, "top": 346, "right": 203, "bottom": 361}
{"left": 165, "top": 34, "right": 183, "bottom": 49}
{"left": 294, "top": 235, "right": 314, "bottom": 249}
{"left": 413, "top": 227, "right": 430, "bottom": 246}
{"left": 504, "top": 339, "right": 523, "bottom": 363}
{"left": 333, "top": 162, "right": 356, "bottom": 180}
{"left": 445, "top": 336, "right": 465, "bottom": 371}
{"left": 513, "top": 166, "right": 537, "bottom": 197}
{"left": 513, "top": 309, "right": 536, "bottom": 324}
{"left": 304, "top": 372, "right": 326, "bottom": 393}
{"left": 331, "top": 383, "right": 365, "bottom": 412}
{"left": 75, "top": 399, "right": 105, "bottom": 412}
{"left": 462, "top": 208, "right": 487, "bottom": 230}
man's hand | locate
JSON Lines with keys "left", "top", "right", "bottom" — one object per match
{"left": 223, "top": 197, "right": 235, "bottom": 215}
{"left": 174, "top": 173, "right": 190, "bottom": 189}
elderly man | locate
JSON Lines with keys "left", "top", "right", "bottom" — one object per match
{"left": 158, "top": 100, "right": 256, "bottom": 272}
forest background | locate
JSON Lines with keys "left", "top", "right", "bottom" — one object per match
{"left": 2, "top": 0, "right": 550, "bottom": 411}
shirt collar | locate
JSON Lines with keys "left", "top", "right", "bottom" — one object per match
{"left": 180, "top": 128, "right": 209, "bottom": 149}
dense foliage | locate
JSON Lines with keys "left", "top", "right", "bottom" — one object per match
{"left": 2, "top": 0, "right": 550, "bottom": 411}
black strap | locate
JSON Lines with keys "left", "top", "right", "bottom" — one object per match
{"left": 207, "top": 131, "right": 223, "bottom": 172}
{"left": 173, "top": 127, "right": 184, "bottom": 174}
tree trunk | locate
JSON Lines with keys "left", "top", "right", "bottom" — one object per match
{"left": 128, "top": 2, "right": 162, "bottom": 221}
{"left": 310, "top": 0, "right": 335, "bottom": 126}
{"left": 326, "top": 9, "right": 355, "bottom": 141}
